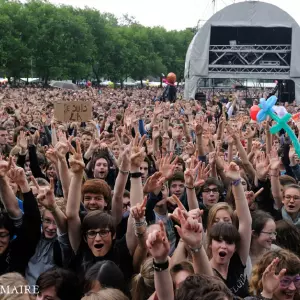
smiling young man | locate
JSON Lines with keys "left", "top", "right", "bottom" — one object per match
{"left": 23, "top": 170, "right": 72, "bottom": 286}
{"left": 199, "top": 178, "right": 223, "bottom": 229}
{"left": 25, "top": 196, "right": 71, "bottom": 286}
{"left": 82, "top": 179, "right": 111, "bottom": 212}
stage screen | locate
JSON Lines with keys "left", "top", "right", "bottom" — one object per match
{"left": 210, "top": 27, "right": 292, "bottom": 45}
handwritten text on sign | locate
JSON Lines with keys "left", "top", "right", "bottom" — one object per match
{"left": 54, "top": 101, "right": 92, "bottom": 122}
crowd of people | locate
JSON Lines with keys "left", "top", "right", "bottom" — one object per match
{"left": 0, "top": 86, "right": 300, "bottom": 300}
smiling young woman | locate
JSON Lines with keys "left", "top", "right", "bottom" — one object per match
{"left": 248, "top": 249, "right": 300, "bottom": 300}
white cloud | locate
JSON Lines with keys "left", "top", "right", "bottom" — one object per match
{"left": 48, "top": 0, "right": 300, "bottom": 31}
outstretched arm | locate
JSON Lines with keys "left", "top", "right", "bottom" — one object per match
{"left": 66, "top": 140, "right": 85, "bottom": 253}
{"left": 225, "top": 162, "right": 252, "bottom": 265}
{"left": 112, "top": 146, "right": 130, "bottom": 226}
{"left": 176, "top": 209, "right": 213, "bottom": 276}
{"left": 146, "top": 221, "right": 174, "bottom": 300}
{"left": 0, "top": 158, "right": 22, "bottom": 218}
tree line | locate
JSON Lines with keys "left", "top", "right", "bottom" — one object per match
{"left": 0, "top": 0, "right": 195, "bottom": 85}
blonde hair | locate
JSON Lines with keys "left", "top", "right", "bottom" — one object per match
{"left": 206, "top": 202, "right": 236, "bottom": 232}
{"left": 250, "top": 249, "right": 300, "bottom": 295}
{"left": 0, "top": 273, "right": 32, "bottom": 300}
{"left": 131, "top": 258, "right": 154, "bottom": 300}
{"left": 82, "top": 289, "right": 129, "bottom": 300}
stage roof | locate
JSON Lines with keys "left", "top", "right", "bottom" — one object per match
{"left": 184, "top": 1, "right": 300, "bottom": 102}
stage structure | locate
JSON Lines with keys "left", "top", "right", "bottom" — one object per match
{"left": 184, "top": 1, "right": 300, "bottom": 103}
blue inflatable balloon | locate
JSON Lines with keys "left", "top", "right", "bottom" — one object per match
{"left": 257, "top": 96, "right": 277, "bottom": 123}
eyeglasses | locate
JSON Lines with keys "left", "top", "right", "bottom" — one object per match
{"left": 284, "top": 195, "right": 300, "bottom": 201}
{"left": 203, "top": 188, "right": 219, "bottom": 194}
{"left": 86, "top": 229, "right": 110, "bottom": 239}
{"left": 280, "top": 276, "right": 300, "bottom": 289}
{"left": 42, "top": 219, "right": 57, "bottom": 226}
{"left": 261, "top": 231, "right": 277, "bottom": 237}
{"left": 0, "top": 232, "right": 9, "bottom": 238}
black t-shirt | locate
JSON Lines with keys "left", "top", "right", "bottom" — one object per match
{"left": 71, "top": 236, "right": 133, "bottom": 282}
{"left": 213, "top": 252, "right": 249, "bottom": 298}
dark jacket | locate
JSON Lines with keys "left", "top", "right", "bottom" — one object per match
{"left": 0, "top": 190, "right": 41, "bottom": 275}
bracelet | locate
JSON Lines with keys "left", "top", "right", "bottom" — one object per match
{"left": 135, "top": 220, "right": 147, "bottom": 227}
{"left": 130, "top": 172, "right": 142, "bottom": 178}
{"left": 260, "top": 292, "right": 272, "bottom": 300}
{"left": 231, "top": 178, "right": 241, "bottom": 186}
{"left": 188, "top": 244, "right": 202, "bottom": 253}
{"left": 119, "top": 169, "right": 129, "bottom": 175}
{"left": 185, "top": 185, "right": 195, "bottom": 190}
{"left": 270, "top": 174, "right": 279, "bottom": 177}
{"left": 153, "top": 259, "right": 169, "bottom": 272}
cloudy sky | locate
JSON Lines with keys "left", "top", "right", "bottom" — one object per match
{"left": 48, "top": 0, "right": 300, "bottom": 30}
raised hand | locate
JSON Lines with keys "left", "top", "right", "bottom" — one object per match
{"left": 269, "top": 147, "right": 281, "bottom": 171}
{"left": 171, "top": 127, "right": 180, "bottom": 140}
{"left": 119, "top": 145, "right": 131, "bottom": 172}
{"left": 55, "top": 141, "right": 69, "bottom": 160}
{"left": 46, "top": 147, "right": 59, "bottom": 165}
{"left": 187, "top": 208, "right": 203, "bottom": 223}
{"left": 255, "top": 152, "right": 270, "bottom": 181}
{"left": 146, "top": 139, "right": 154, "bottom": 156}
{"left": 159, "top": 153, "right": 178, "bottom": 180}
{"left": 146, "top": 221, "right": 170, "bottom": 263}
{"left": 226, "top": 124, "right": 238, "bottom": 141}
{"left": 130, "top": 134, "right": 146, "bottom": 170}
{"left": 168, "top": 195, "right": 187, "bottom": 223}
{"left": 154, "top": 102, "right": 163, "bottom": 116}
{"left": 245, "top": 188, "right": 264, "bottom": 207}
{"left": 175, "top": 209, "right": 203, "bottom": 249}
{"left": 184, "top": 158, "right": 200, "bottom": 188}
{"left": 7, "top": 160, "right": 27, "bottom": 187}
{"left": 224, "top": 161, "right": 241, "bottom": 181}
{"left": 131, "top": 196, "right": 147, "bottom": 222}
{"left": 261, "top": 258, "right": 286, "bottom": 298}
{"left": 143, "top": 172, "right": 166, "bottom": 194}
{"left": 37, "top": 178, "right": 56, "bottom": 210}
{"left": 18, "top": 131, "right": 28, "bottom": 150}
{"left": 68, "top": 140, "right": 85, "bottom": 173}
{"left": 88, "top": 139, "right": 100, "bottom": 152}
{"left": 0, "top": 156, "right": 12, "bottom": 178}
{"left": 185, "top": 142, "right": 195, "bottom": 156}
{"left": 194, "top": 162, "right": 210, "bottom": 188}
{"left": 57, "top": 130, "right": 68, "bottom": 145}
{"left": 193, "top": 118, "right": 204, "bottom": 136}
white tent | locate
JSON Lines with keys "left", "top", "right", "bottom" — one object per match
{"left": 184, "top": 1, "right": 300, "bottom": 102}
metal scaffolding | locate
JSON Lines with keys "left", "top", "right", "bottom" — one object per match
{"left": 209, "top": 44, "right": 291, "bottom": 74}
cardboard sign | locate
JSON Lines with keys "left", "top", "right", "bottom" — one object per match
{"left": 54, "top": 101, "right": 92, "bottom": 122}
